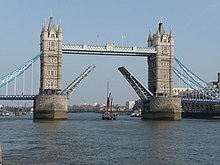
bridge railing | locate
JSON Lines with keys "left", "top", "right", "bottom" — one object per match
{"left": 0, "top": 95, "right": 36, "bottom": 100}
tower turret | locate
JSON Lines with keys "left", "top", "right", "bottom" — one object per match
{"left": 40, "top": 20, "right": 48, "bottom": 51}
{"left": 39, "top": 16, "right": 63, "bottom": 94}
{"left": 148, "top": 18, "right": 174, "bottom": 96}
{"left": 158, "top": 17, "right": 165, "bottom": 35}
{"left": 169, "top": 26, "right": 174, "bottom": 45}
{"left": 147, "top": 30, "right": 153, "bottom": 47}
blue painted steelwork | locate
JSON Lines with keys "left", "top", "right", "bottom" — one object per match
{"left": 173, "top": 67, "right": 214, "bottom": 99}
{"left": 174, "top": 57, "right": 220, "bottom": 100}
{"left": 0, "top": 95, "right": 36, "bottom": 100}
{"left": 182, "top": 98, "right": 220, "bottom": 104}
{"left": 0, "top": 52, "right": 42, "bottom": 89}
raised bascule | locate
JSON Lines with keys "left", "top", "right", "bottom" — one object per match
{"left": 1, "top": 16, "right": 219, "bottom": 120}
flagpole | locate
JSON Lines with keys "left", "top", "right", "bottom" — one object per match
{"left": 121, "top": 35, "right": 124, "bottom": 47}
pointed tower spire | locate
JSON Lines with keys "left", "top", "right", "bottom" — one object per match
{"left": 156, "top": 29, "right": 161, "bottom": 37}
{"left": 48, "top": 16, "right": 56, "bottom": 32}
{"left": 42, "top": 18, "right": 47, "bottom": 32}
{"left": 159, "top": 17, "right": 163, "bottom": 24}
{"left": 57, "top": 19, "right": 63, "bottom": 33}
{"left": 158, "top": 17, "right": 165, "bottom": 35}
{"left": 147, "top": 30, "right": 153, "bottom": 47}
{"left": 148, "top": 30, "right": 152, "bottom": 41}
{"left": 41, "top": 18, "right": 48, "bottom": 40}
{"left": 169, "top": 25, "right": 174, "bottom": 38}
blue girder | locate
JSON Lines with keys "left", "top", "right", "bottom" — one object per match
{"left": 174, "top": 57, "right": 220, "bottom": 100}
{"left": 0, "top": 52, "right": 42, "bottom": 89}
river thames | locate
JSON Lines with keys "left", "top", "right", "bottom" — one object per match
{"left": 0, "top": 113, "right": 220, "bottom": 165}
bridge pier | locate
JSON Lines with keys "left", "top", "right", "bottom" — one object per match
{"left": 141, "top": 97, "right": 182, "bottom": 121}
{"left": 34, "top": 94, "right": 68, "bottom": 120}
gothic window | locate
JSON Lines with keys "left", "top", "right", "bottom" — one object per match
{"left": 162, "top": 46, "right": 168, "bottom": 55}
{"left": 163, "top": 46, "right": 167, "bottom": 51}
{"left": 48, "top": 69, "right": 58, "bottom": 76}
{"left": 49, "top": 41, "right": 55, "bottom": 51}
{"left": 47, "top": 80, "right": 51, "bottom": 88}
{"left": 48, "top": 58, "right": 57, "bottom": 63}
{"left": 47, "top": 80, "right": 57, "bottom": 88}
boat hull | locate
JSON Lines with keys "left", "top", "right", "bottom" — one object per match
{"left": 102, "top": 113, "right": 116, "bottom": 120}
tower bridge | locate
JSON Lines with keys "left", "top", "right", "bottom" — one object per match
{"left": 33, "top": 16, "right": 182, "bottom": 120}
{"left": 1, "top": 16, "right": 219, "bottom": 120}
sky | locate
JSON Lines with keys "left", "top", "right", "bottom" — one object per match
{"left": 0, "top": 0, "right": 220, "bottom": 106}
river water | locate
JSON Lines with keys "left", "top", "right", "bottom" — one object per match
{"left": 0, "top": 113, "right": 220, "bottom": 165}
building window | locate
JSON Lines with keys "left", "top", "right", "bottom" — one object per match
{"left": 46, "top": 80, "right": 57, "bottom": 89}
{"left": 47, "top": 80, "right": 51, "bottom": 88}
{"left": 49, "top": 42, "right": 55, "bottom": 51}
{"left": 163, "top": 46, "right": 167, "bottom": 51}
{"left": 163, "top": 46, "right": 168, "bottom": 54}
{"left": 48, "top": 58, "right": 57, "bottom": 63}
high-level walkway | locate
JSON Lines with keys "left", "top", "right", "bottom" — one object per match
{"left": 62, "top": 44, "right": 156, "bottom": 56}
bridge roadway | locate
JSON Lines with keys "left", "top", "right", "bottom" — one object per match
{"left": 181, "top": 98, "right": 220, "bottom": 104}
{"left": 62, "top": 43, "right": 156, "bottom": 56}
{"left": 0, "top": 94, "right": 220, "bottom": 105}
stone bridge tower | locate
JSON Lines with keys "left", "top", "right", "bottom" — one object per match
{"left": 147, "top": 18, "right": 174, "bottom": 96}
{"left": 40, "top": 16, "right": 63, "bottom": 94}
{"left": 34, "top": 16, "right": 68, "bottom": 120}
{"left": 142, "top": 18, "right": 182, "bottom": 120}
